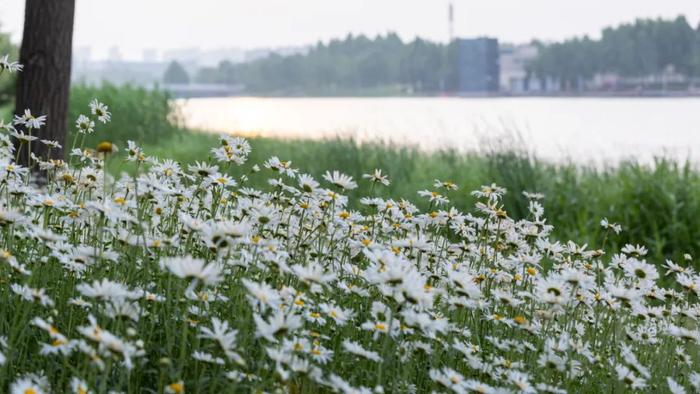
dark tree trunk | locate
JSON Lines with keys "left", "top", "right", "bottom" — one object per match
{"left": 14, "top": 0, "right": 75, "bottom": 164}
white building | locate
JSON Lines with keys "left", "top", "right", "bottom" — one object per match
{"left": 499, "top": 44, "right": 538, "bottom": 93}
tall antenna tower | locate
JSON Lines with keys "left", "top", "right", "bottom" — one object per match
{"left": 448, "top": 1, "right": 454, "bottom": 43}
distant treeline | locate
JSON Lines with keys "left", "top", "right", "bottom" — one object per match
{"left": 531, "top": 16, "right": 700, "bottom": 88}
{"left": 192, "top": 16, "right": 700, "bottom": 95}
{"left": 196, "top": 33, "right": 457, "bottom": 95}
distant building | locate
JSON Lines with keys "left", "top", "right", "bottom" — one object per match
{"left": 72, "top": 60, "right": 169, "bottom": 87}
{"left": 456, "top": 37, "right": 499, "bottom": 93}
{"left": 499, "top": 44, "right": 538, "bottom": 93}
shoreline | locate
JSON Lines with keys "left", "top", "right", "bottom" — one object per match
{"left": 166, "top": 90, "right": 700, "bottom": 100}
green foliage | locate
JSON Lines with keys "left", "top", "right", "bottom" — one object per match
{"left": 0, "top": 24, "right": 18, "bottom": 105}
{"left": 0, "top": 103, "right": 10, "bottom": 121}
{"left": 163, "top": 60, "right": 190, "bottom": 84}
{"left": 530, "top": 16, "right": 700, "bottom": 88}
{"left": 68, "top": 83, "right": 185, "bottom": 148}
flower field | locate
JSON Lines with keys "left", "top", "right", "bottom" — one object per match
{"left": 2, "top": 58, "right": 700, "bottom": 394}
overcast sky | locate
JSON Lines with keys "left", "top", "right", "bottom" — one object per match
{"left": 1, "top": 0, "right": 699, "bottom": 60}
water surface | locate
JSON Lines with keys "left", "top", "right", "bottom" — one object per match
{"left": 179, "top": 97, "right": 700, "bottom": 164}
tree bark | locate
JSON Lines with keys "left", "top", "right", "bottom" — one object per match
{"left": 14, "top": 0, "right": 75, "bottom": 164}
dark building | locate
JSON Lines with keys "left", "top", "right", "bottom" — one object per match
{"left": 457, "top": 37, "right": 500, "bottom": 93}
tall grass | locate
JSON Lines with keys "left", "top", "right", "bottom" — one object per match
{"left": 68, "top": 83, "right": 185, "bottom": 147}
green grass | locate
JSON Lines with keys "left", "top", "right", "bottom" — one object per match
{"left": 0, "top": 103, "right": 10, "bottom": 121}
{"left": 68, "top": 83, "right": 184, "bottom": 149}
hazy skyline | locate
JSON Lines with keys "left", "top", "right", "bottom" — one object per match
{"left": 1, "top": 0, "right": 699, "bottom": 60}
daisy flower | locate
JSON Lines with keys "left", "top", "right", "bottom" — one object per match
{"left": 363, "top": 169, "right": 390, "bottom": 186}
{"left": 75, "top": 114, "right": 95, "bottom": 134}
{"left": 160, "top": 256, "right": 223, "bottom": 287}
{"left": 342, "top": 340, "right": 382, "bottom": 362}
{"left": 89, "top": 99, "right": 111, "bottom": 123}
{"left": 0, "top": 54, "right": 23, "bottom": 73}
{"left": 253, "top": 310, "right": 303, "bottom": 342}
{"left": 323, "top": 170, "right": 357, "bottom": 190}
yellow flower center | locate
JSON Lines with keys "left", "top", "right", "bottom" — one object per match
{"left": 168, "top": 382, "right": 185, "bottom": 394}
{"left": 96, "top": 141, "right": 113, "bottom": 153}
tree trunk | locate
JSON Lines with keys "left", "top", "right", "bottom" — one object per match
{"left": 14, "top": 0, "right": 75, "bottom": 164}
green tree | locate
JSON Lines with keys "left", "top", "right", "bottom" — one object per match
{"left": 534, "top": 16, "right": 700, "bottom": 83}
{"left": 163, "top": 61, "right": 190, "bottom": 84}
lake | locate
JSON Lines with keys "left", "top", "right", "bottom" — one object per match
{"left": 178, "top": 97, "right": 700, "bottom": 164}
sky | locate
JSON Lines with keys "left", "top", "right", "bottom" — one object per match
{"left": 1, "top": 0, "right": 699, "bottom": 60}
